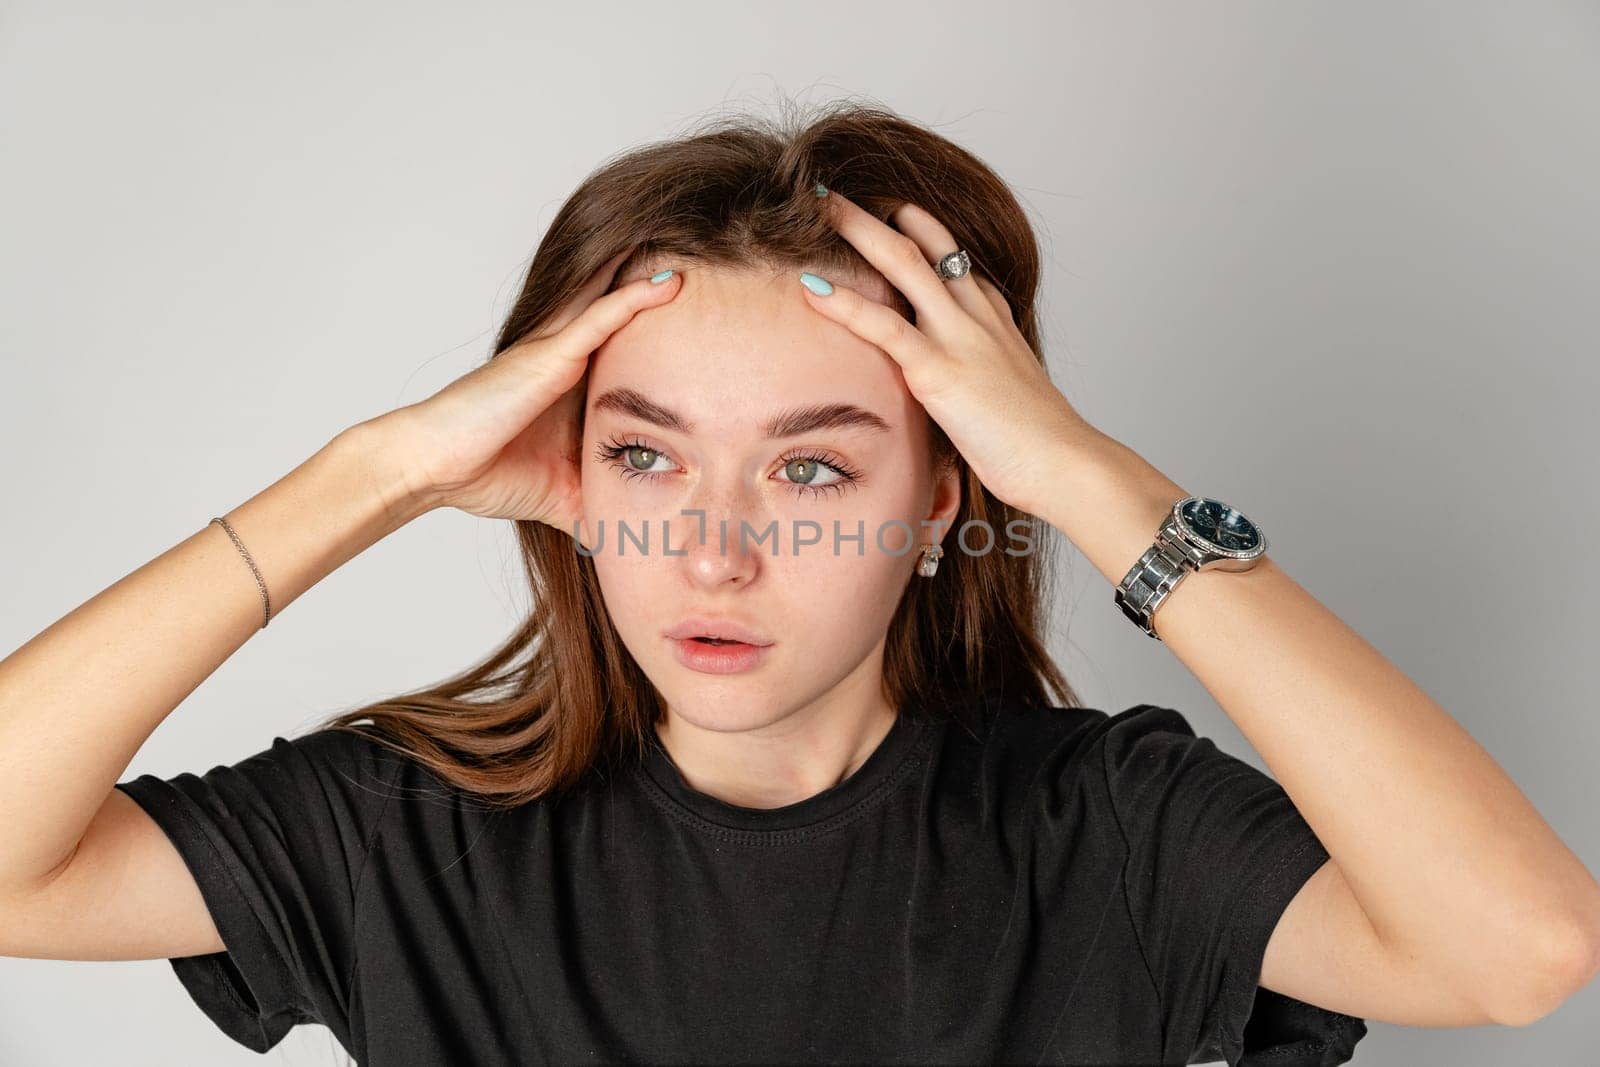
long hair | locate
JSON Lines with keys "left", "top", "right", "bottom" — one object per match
{"left": 315, "top": 96, "right": 1083, "bottom": 809}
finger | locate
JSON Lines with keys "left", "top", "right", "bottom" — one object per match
{"left": 816, "top": 189, "right": 966, "bottom": 333}
{"left": 969, "top": 272, "right": 1018, "bottom": 328}
{"left": 550, "top": 268, "right": 683, "bottom": 378}
{"left": 529, "top": 247, "right": 636, "bottom": 341}
{"left": 489, "top": 269, "right": 682, "bottom": 419}
{"left": 796, "top": 270, "right": 942, "bottom": 380}
{"left": 885, "top": 202, "right": 993, "bottom": 324}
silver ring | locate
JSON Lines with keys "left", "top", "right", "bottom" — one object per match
{"left": 934, "top": 249, "right": 971, "bottom": 280}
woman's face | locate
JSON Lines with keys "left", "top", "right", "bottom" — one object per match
{"left": 581, "top": 260, "right": 961, "bottom": 736}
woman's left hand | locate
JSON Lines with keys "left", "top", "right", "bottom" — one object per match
{"left": 798, "top": 188, "right": 1102, "bottom": 517}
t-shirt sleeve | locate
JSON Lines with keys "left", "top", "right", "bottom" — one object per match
{"left": 1093, "top": 704, "right": 1367, "bottom": 1066}
{"left": 113, "top": 724, "right": 403, "bottom": 1054}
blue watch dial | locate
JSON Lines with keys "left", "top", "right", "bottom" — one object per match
{"left": 1178, "top": 497, "right": 1262, "bottom": 553}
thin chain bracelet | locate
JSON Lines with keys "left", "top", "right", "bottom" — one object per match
{"left": 209, "top": 515, "right": 272, "bottom": 629}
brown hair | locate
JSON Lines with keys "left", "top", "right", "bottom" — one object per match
{"left": 316, "top": 96, "right": 1082, "bottom": 809}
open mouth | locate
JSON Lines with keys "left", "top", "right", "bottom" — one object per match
{"left": 669, "top": 633, "right": 771, "bottom": 675}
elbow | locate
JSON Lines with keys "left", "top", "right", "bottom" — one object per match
{"left": 1487, "top": 919, "right": 1600, "bottom": 1028}
{"left": 0, "top": 841, "right": 80, "bottom": 901}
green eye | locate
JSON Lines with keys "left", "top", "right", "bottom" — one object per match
{"left": 777, "top": 454, "right": 860, "bottom": 498}
{"left": 785, "top": 458, "right": 819, "bottom": 483}
{"left": 624, "top": 446, "right": 661, "bottom": 471}
{"left": 593, "top": 437, "right": 862, "bottom": 498}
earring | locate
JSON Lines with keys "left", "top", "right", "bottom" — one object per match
{"left": 917, "top": 543, "right": 943, "bottom": 578}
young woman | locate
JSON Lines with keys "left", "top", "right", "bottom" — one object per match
{"left": 2, "top": 102, "right": 1596, "bottom": 1066}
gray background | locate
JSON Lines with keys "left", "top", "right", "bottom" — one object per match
{"left": 2, "top": 1, "right": 1596, "bottom": 1063}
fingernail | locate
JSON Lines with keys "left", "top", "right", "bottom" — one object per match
{"left": 813, "top": 182, "right": 828, "bottom": 198}
{"left": 799, "top": 271, "right": 833, "bottom": 296}
{"left": 649, "top": 269, "right": 674, "bottom": 284}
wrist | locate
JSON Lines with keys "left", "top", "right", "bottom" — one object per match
{"left": 1037, "top": 423, "right": 1191, "bottom": 589}
{"left": 330, "top": 419, "right": 438, "bottom": 532}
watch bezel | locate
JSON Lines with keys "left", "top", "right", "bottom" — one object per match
{"left": 1171, "top": 495, "right": 1267, "bottom": 560}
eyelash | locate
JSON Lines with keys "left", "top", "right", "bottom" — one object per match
{"left": 591, "top": 435, "right": 863, "bottom": 499}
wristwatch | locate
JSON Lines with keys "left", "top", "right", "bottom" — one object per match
{"left": 1114, "top": 495, "right": 1268, "bottom": 641}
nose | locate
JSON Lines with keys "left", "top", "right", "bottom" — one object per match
{"left": 670, "top": 484, "right": 768, "bottom": 589}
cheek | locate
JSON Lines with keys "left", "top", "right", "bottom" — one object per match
{"left": 590, "top": 551, "right": 666, "bottom": 629}
{"left": 775, "top": 533, "right": 914, "bottom": 635}
{"left": 580, "top": 461, "right": 618, "bottom": 513}
{"left": 591, "top": 555, "right": 695, "bottom": 674}
{"left": 589, "top": 554, "right": 625, "bottom": 618}
{"left": 581, "top": 466, "right": 663, "bottom": 542}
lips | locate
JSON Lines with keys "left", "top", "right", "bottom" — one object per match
{"left": 664, "top": 617, "right": 774, "bottom": 646}
{"left": 667, "top": 631, "right": 773, "bottom": 675}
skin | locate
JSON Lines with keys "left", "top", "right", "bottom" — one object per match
{"left": 579, "top": 259, "right": 960, "bottom": 809}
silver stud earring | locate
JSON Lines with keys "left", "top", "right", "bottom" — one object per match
{"left": 917, "top": 543, "right": 943, "bottom": 578}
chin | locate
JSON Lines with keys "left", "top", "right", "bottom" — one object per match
{"left": 655, "top": 678, "right": 790, "bottom": 733}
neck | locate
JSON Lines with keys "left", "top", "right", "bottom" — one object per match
{"left": 655, "top": 677, "right": 897, "bottom": 810}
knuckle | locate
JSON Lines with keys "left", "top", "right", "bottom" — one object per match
{"left": 564, "top": 304, "right": 609, "bottom": 347}
{"left": 891, "top": 235, "right": 927, "bottom": 269}
{"left": 886, "top": 313, "right": 917, "bottom": 349}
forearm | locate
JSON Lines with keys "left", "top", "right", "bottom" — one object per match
{"left": 0, "top": 423, "right": 427, "bottom": 893}
{"left": 1037, "top": 421, "right": 1600, "bottom": 1015}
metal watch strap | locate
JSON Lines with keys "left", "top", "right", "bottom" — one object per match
{"left": 1114, "top": 529, "right": 1191, "bottom": 642}
{"left": 1116, "top": 497, "right": 1269, "bottom": 641}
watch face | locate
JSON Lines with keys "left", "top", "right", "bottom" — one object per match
{"left": 1177, "top": 497, "right": 1263, "bottom": 554}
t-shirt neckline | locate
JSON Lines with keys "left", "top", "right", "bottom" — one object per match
{"left": 635, "top": 703, "right": 935, "bottom": 835}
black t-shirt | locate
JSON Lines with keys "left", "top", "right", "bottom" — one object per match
{"left": 114, "top": 696, "right": 1367, "bottom": 1066}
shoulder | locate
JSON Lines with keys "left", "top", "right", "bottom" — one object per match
{"left": 929, "top": 697, "right": 1145, "bottom": 816}
{"left": 298, "top": 721, "right": 406, "bottom": 765}
{"left": 120, "top": 722, "right": 410, "bottom": 807}
{"left": 953, "top": 699, "right": 1226, "bottom": 827}
{"left": 207, "top": 724, "right": 419, "bottom": 832}
{"left": 260, "top": 723, "right": 413, "bottom": 789}
{"left": 971, "top": 698, "right": 1196, "bottom": 771}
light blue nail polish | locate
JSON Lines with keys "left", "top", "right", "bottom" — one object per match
{"left": 814, "top": 182, "right": 828, "bottom": 197}
{"left": 649, "top": 269, "right": 674, "bottom": 284}
{"left": 799, "top": 271, "right": 833, "bottom": 296}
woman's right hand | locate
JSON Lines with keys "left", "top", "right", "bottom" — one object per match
{"left": 364, "top": 248, "right": 681, "bottom": 537}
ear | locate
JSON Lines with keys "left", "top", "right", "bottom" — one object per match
{"left": 923, "top": 452, "right": 963, "bottom": 546}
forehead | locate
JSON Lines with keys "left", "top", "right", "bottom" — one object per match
{"left": 588, "top": 262, "right": 913, "bottom": 439}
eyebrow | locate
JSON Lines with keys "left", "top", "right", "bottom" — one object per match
{"left": 591, "top": 387, "right": 892, "bottom": 438}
